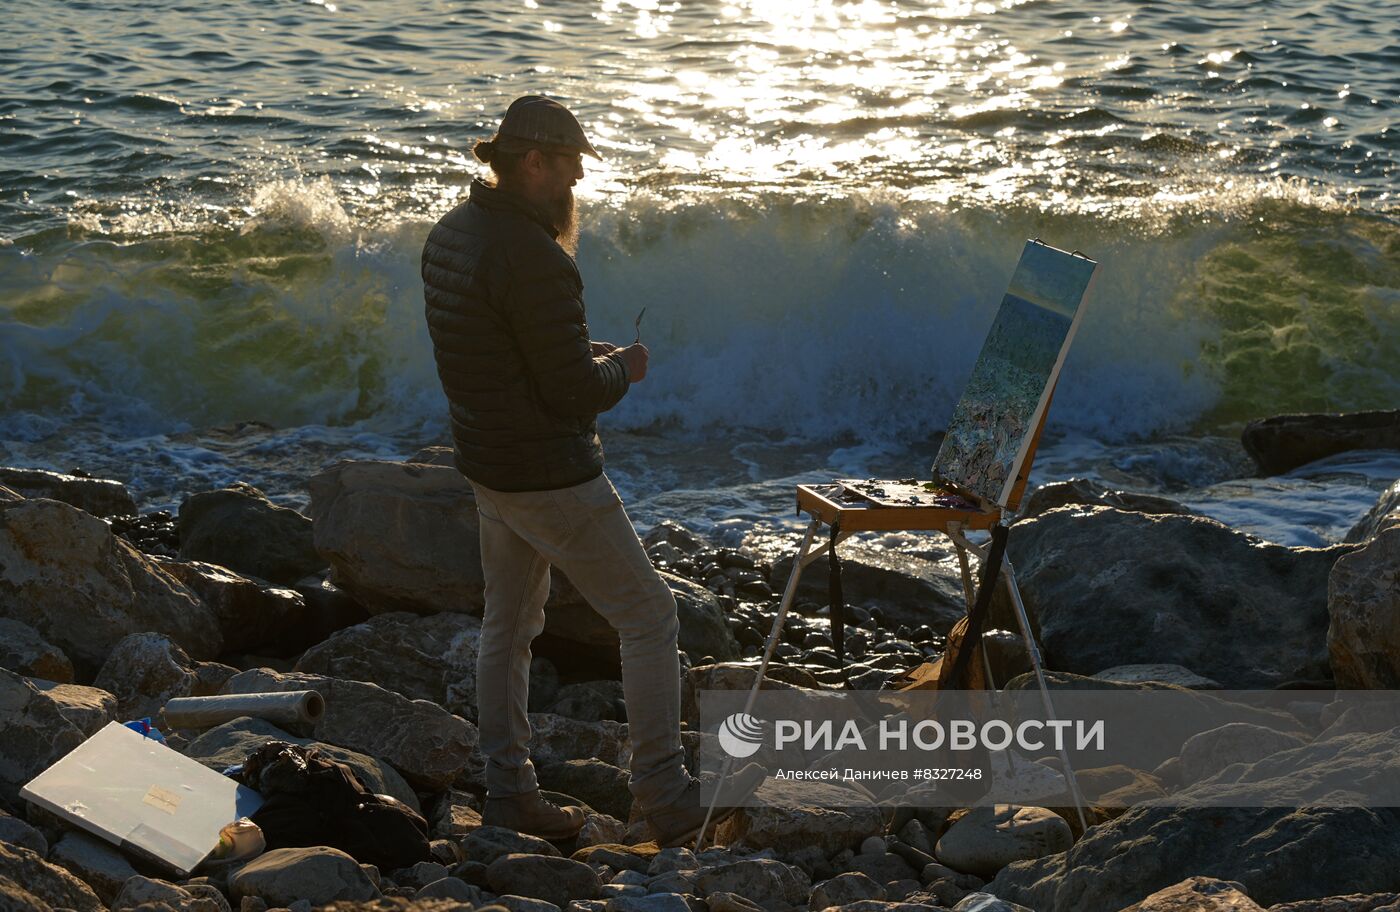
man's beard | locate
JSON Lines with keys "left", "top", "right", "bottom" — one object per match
{"left": 550, "top": 189, "right": 579, "bottom": 256}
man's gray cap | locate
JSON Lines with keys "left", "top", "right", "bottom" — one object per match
{"left": 496, "top": 95, "right": 602, "bottom": 160}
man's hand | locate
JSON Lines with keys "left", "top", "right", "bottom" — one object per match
{"left": 618, "top": 342, "right": 649, "bottom": 382}
{"left": 590, "top": 340, "right": 618, "bottom": 356}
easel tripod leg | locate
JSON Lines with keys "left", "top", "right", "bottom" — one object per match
{"left": 1003, "top": 560, "right": 1090, "bottom": 835}
{"left": 693, "top": 516, "right": 823, "bottom": 852}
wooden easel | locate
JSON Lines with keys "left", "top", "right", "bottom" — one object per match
{"left": 696, "top": 242, "right": 1097, "bottom": 848}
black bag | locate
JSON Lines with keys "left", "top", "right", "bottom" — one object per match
{"left": 239, "top": 741, "right": 432, "bottom": 871}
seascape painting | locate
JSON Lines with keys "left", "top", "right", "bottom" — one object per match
{"left": 934, "top": 241, "right": 1098, "bottom": 507}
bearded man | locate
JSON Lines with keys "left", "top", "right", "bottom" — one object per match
{"left": 420, "top": 95, "right": 761, "bottom": 845}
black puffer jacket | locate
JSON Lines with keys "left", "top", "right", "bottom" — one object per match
{"left": 422, "top": 180, "right": 629, "bottom": 492}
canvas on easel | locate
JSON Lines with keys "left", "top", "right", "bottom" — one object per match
{"left": 934, "top": 240, "right": 1098, "bottom": 508}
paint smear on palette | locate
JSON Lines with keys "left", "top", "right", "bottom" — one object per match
{"left": 933, "top": 240, "right": 1098, "bottom": 507}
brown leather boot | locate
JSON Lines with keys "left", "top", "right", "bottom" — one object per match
{"left": 643, "top": 762, "right": 768, "bottom": 848}
{"left": 482, "top": 789, "right": 586, "bottom": 841}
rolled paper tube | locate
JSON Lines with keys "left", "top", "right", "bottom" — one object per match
{"left": 162, "top": 690, "right": 325, "bottom": 730}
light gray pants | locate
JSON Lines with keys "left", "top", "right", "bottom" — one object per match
{"left": 469, "top": 472, "right": 689, "bottom": 811}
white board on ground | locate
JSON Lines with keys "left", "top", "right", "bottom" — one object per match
{"left": 19, "top": 721, "right": 264, "bottom": 876}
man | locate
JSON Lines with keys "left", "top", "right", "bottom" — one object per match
{"left": 421, "top": 95, "right": 761, "bottom": 846}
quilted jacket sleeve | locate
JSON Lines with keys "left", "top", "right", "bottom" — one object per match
{"left": 504, "top": 247, "right": 630, "bottom": 418}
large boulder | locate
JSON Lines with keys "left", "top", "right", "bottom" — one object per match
{"left": 0, "top": 841, "right": 103, "bottom": 912}
{"left": 542, "top": 570, "right": 739, "bottom": 665}
{"left": 1347, "top": 479, "right": 1400, "bottom": 543}
{"left": 1003, "top": 672, "right": 1305, "bottom": 773}
{"left": 0, "top": 467, "right": 136, "bottom": 517}
{"left": 182, "top": 716, "right": 420, "bottom": 812}
{"left": 308, "top": 460, "right": 486, "bottom": 614}
{"left": 178, "top": 484, "right": 322, "bottom": 585}
{"left": 159, "top": 558, "right": 365, "bottom": 657}
{"left": 1007, "top": 507, "right": 1350, "bottom": 687}
{"left": 1021, "top": 479, "right": 1192, "bottom": 520}
{"left": 1242, "top": 410, "right": 1400, "bottom": 476}
{"left": 0, "top": 497, "right": 221, "bottom": 676}
{"left": 1177, "top": 723, "right": 1309, "bottom": 784}
{"left": 715, "top": 779, "right": 885, "bottom": 858}
{"left": 0, "top": 618, "right": 74, "bottom": 683}
{"left": 934, "top": 805, "right": 1073, "bottom": 880}
{"left": 1328, "top": 527, "right": 1400, "bottom": 688}
{"left": 0, "top": 669, "right": 115, "bottom": 807}
{"left": 989, "top": 727, "right": 1400, "bottom": 911}
{"left": 93, "top": 632, "right": 199, "bottom": 721}
{"left": 294, "top": 611, "right": 482, "bottom": 719}
{"left": 1118, "top": 876, "right": 1264, "bottom": 911}
{"left": 486, "top": 853, "right": 601, "bottom": 907}
{"left": 229, "top": 846, "right": 379, "bottom": 905}
{"left": 219, "top": 668, "right": 483, "bottom": 790}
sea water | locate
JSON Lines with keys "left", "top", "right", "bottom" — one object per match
{"left": 1, "top": 0, "right": 1397, "bottom": 548}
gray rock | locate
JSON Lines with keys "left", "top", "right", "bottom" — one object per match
{"left": 715, "top": 778, "right": 886, "bottom": 858}
{"left": 1178, "top": 723, "right": 1310, "bottom": 783}
{"left": 1092, "top": 664, "right": 1223, "bottom": 689}
{"left": 1242, "top": 410, "right": 1400, "bottom": 476}
{"left": 417, "top": 875, "right": 482, "bottom": 902}
{"left": 93, "top": 632, "right": 198, "bottom": 721}
{"left": 495, "top": 896, "right": 564, "bottom": 912}
{"left": 159, "top": 559, "right": 359, "bottom": 657}
{"left": 549, "top": 681, "right": 626, "bottom": 723}
{"left": 182, "top": 715, "right": 420, "bottom": 812}
{"left": 111, "top": 876, "right": 205, "bottom": 912}
{"left": 397, "top": 860, "right": 449, "bottom": 889}
{"left": 294, "top": 611, "right": 483, "bottom": 719}
{"left": 694, "top": 858, "right": 810, "bottom": 907}
{"left": 1115, "top": 876, "right": 1264, "bottom": 910}
{"left": 1328, "top": 527, "right": 1400, "bottom": 688}
{"left": 935, "top": 806, "right": 1072, "bottom": 880}
{"left": 989, "top": 753, "right": 1400, "bottom": 912}
{"left": 0, "top": 618, "right": 73, "bottom": 683}
{"left": 229, "top": 846, "right": 379, "bottom": 905}
{"left": 0, "top": 810, "right": 47, "bottom": 856}
{"left": 0, "top": 467, "right": 136, "bottom": 517}
{"left": 952, "top": 893, "right": 1035, "bottom": 912}
{"left": 429, "top": 788, "right": 483, "bottom": 838}
{"left": 847, "top": 852, "right": 920, "bottom": 887}
{"left": 0, "top": 497, "right": 222, "bottom": 676}
{"left": 1007, "top": 507, "right": 1350, "bottom": 687}
{"left": 577, "top": 812, "right": 628, "bottom": 848}
{"left": 487, "top": 853, "right": 601, "bottom": 907}
{"left": 605, "top": 894, "right": 691, "bottom": 912}
{"left": 460, "top": 826, "right": 562, "bottom": 866}
{"left": 308, "top": 460, "right": 487, "bottom": 614}
{"left": 527, "top": 713, "right": 631, "bottom": 769}
{"left": 49, "top": 830, "right": 139, "bottom": 904}
{"left": 1346, "top": 478, "right": 1400, "bottom": 543}
{"left": 0, "top": 841, "right": 102, "bottom": 912}
{"left": 218, "top": 668, "right": 483, "bottom": 790}
{"left": 811, "top": 872, "right": 887, "bottom": 908}
{"left": 538, "top": 759, "right": 632, "bottom": 821}
{"left": 1265, "top": 895, "right": 1400, "bottom": 912}
{"left": 178, "top": 484, "right": 322, "bottom": 586}
{"left": 1021, "top": 478, "right": 1193, "bottom": 519}
{"left": 0, "top": 669, "right": 114, "bottom": 806}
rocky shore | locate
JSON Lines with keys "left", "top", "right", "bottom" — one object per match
{"left": 2, "top": 412, "right": 1400, "bottom": 912}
